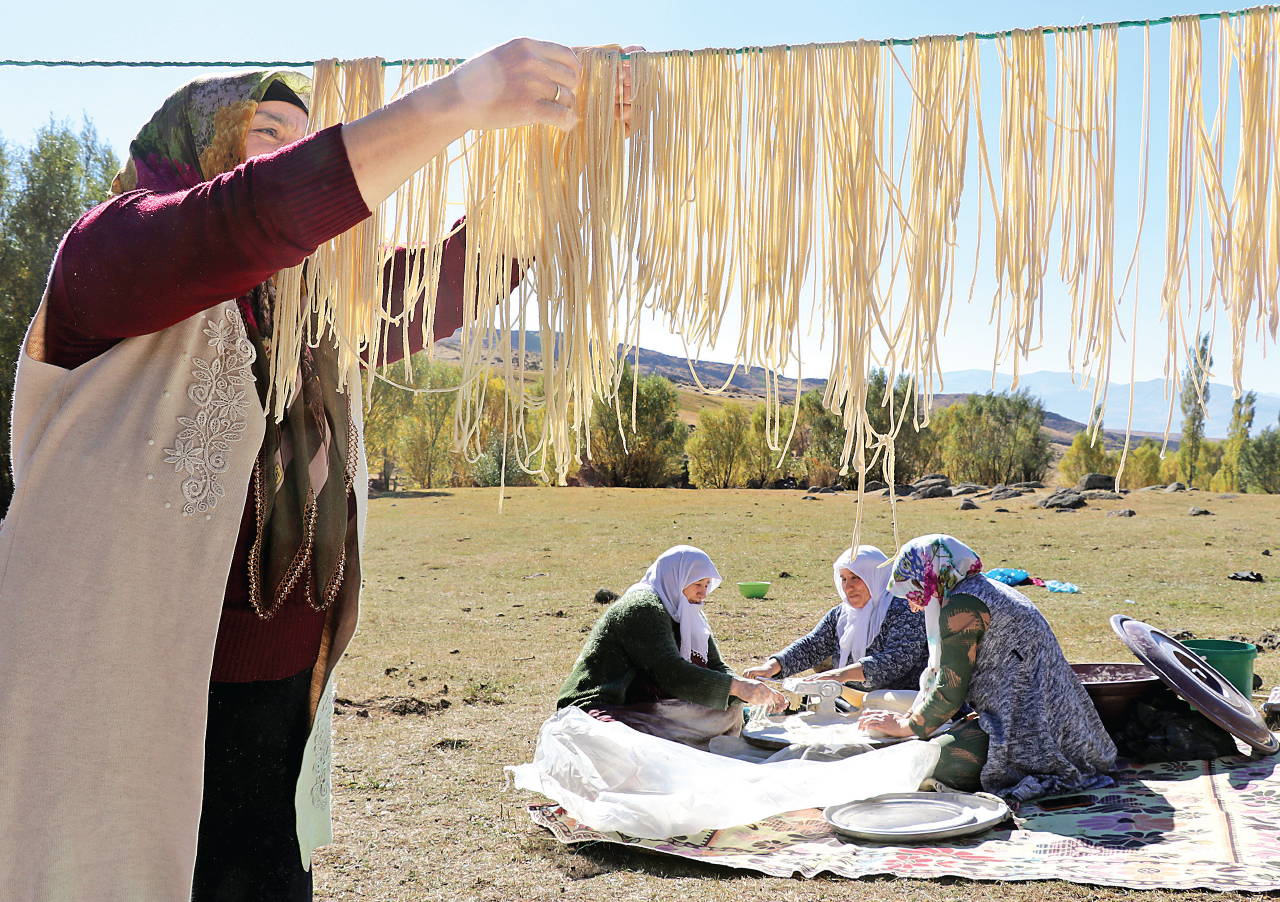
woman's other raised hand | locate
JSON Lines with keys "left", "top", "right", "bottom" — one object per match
{"left": 740, "top": 659, "right": 781, "bottom": 681}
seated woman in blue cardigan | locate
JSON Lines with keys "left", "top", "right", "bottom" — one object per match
{"left": 557, "top": 545, "right": 786, "bottom": 749}
{"left": 742, "top": 545, "right": 927, "bottom": 693}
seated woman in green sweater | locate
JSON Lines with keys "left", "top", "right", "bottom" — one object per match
{"left": 557, "top": 545, "right": 787, "bottom": 749}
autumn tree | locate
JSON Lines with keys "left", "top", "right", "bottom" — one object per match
{"left": 1178, "top": 333, "right": 1213, "bottom": 487}
{"left": 1058, "top": 429, "right": 1115, "bottom": 485}
{"left": 1210, "top": 391, "right": 1256, "bottom": 493}
{"left": 0, "top": 120, "right": 118, "bottom": 512}
{"left": 687, "top": 402, "right": 752, "bottom": 488}
{"left": 1117, "top": 438, "right": 1165, "bottom": 489}
{"left": 743, "top": 404, "right": 797, "bottom": 487}
{"left": 932, "top": 390, "right": 1053, "bottom": 485}
{"left": 793, "top": 371, "right": 935, "bottom": 488}
{"left": 398, "top": 360, "right": 464, "bottom": 489}
{"left": 1059, "top": 406, "right": 1119, "bottom": 485}
{"left": 795, "top": 390, "right": 844, "bottom": 478}
{"left": 361, "top": 362, "right": 418, "bottom": 491}
{"left": 583, "top": 363, "right": 688, "bottom": 488}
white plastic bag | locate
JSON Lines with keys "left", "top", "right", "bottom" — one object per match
{"left": 507, "top": 707, "right": 939, "bottom": 840}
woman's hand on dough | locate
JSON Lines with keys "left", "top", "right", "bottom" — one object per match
{"left": 732, "top": 678, "right": 787, "bottom": 714}
{"left": 856, "top": 709, "right": 914, "bottom": 737}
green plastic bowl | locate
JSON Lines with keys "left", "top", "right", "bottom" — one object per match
{"left": 738, "top": 581, "right": 771, "bottom": 599}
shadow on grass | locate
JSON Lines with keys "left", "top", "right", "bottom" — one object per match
{"left": 518, "top": 830, "right": 771, "bottom": 882}
{"left": 368, "top": 489, "right": 453, "bottom": 500}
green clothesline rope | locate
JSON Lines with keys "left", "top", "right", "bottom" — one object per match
{"left": 1, "top": 5, "right": 1276, "bottom": 68}
{"left": 0, "top": 59, "right": 317, "bottom": 68}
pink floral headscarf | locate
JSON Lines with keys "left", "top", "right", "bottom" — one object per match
{"left": 890, "top": 534, "right": 983, "bottom": 609}
{"left": 891, "top": 534, "right": 984, "bottom": 683}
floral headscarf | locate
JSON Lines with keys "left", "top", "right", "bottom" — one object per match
{"left": 832, "top": 545, "right": 893, "bottom": 668}
{"left": 891, "top": 534, "right": 984, "bottom": 682}
{"left": 628, "top": 545, "right": 721, "bottom": 664}
{"left": 118, "top": 70, "right": 355, "bottom": 621}
{"left": 112, "top": 70, "right": 312, "bottom": 194}
{"left": 890, "top": 534, "right": 983, "bottom": 609}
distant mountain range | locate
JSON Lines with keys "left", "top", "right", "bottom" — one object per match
{"left": 434, "top": 332, "right": 828, "bottom": 399}
{"left": 935, "top": 370, "right": 1280, "bottom": 440}
{"left": 434, "top": 333, "right": 1278, "bottom": 441}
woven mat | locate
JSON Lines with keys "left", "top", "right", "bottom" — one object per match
{"left": 528, "top": 753, "right": 1280, "bottom": 890}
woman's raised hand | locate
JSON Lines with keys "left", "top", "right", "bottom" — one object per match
{"left": 343, "top": 37, "right": 582, "bottom": 208}
{"left": 344, "top": 38, "right": 640, "bottom": 210}
{"left": 446, "top": 38, "right": 583, "bottom": 133}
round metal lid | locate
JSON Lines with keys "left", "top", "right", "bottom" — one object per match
{"left": 1110, "top": 615, "right": 1278, "bottom": 756}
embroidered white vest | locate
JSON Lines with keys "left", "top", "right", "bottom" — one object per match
{"left": 0, "top": 301, "right": 365, "bottom": 900}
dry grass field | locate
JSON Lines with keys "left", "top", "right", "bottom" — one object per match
{"left": 313, "top": 485, "right": 1280, "bottom": 901}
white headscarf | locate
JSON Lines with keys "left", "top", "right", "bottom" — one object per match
{"left": 628, "top": 545, "right": 722, "bottom": 663}
{"left": 833, "top": 545, "right": 894, "bottom": 668}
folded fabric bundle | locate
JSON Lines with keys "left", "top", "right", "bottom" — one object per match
{"left": 985, "top": 568, "right": 1030, "bottom": 585}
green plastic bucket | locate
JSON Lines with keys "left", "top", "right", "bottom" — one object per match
{"left": 1182, "top": 638, "right": 1256, "bottom": 700}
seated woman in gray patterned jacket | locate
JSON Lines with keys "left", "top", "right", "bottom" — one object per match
{"left": 858, "top": 534, "right": 1116, "bottom": 801}
{"left": 742, "top": 545, "right": 926, "bottom": 692}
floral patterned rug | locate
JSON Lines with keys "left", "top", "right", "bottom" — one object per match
{"left": 528, "top": 754, "right": 1280, "bottom": 890}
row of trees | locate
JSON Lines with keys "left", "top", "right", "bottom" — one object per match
{"left": 0, "top": 121, "right": 119, "bottom": 514}
{"left": 1057, "top": 334, "right": 1280, "bottom": 493}
{"left": 363, "top": 360, "right": 696, "bottom": 491}
{"left": 360, "top": 354, "right": 1060, "bottom": 491}
{"left": 365, "top": 346, "right": 1280, "bottom": 494}
{"left": 1059, "top": 398, "right": 1280, "bottom": 493}
{"left": 679, "top": 382, "right": 1052, "bottom": 489}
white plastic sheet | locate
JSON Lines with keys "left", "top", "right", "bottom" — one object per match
{"left": 507, "top": 707, "right": 940, "bottom": 840}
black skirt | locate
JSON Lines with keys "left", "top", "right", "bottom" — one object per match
{"left": 192, "top": 667, "right": 315, "bottom": 901}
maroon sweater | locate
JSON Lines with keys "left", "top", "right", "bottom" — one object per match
{"left": 44, "top": 125, "right": 473, "bottom": 681}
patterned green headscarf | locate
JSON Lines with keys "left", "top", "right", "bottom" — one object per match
{"left": 121, "top": 70, "right": 355, "bottom": 620}
{"left": 113, "top": 69, "right": 312, "bottom": 194}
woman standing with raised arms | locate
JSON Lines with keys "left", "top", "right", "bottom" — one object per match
{"left": 0, "top": 39, "right": 627, "bottom": 901}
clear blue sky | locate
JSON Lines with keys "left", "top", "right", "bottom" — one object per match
{"left": 2, "top": 0, "right": 1273, "bottom": 396}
